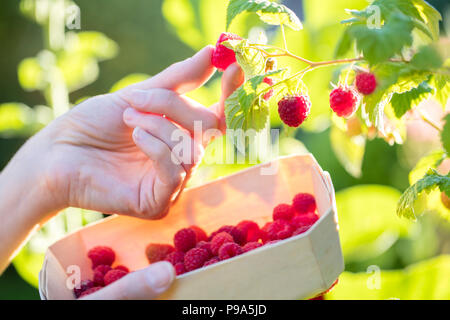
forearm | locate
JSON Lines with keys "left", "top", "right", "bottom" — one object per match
{"left": 0, "top": 130, "right": 63, "bottom": 274}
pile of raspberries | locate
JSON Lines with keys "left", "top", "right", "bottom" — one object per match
{"left": 145, "top": 192, "right": 319, "bottom": 275}
{"left": 73, "top": 246, "right": 131, "bottom": 298}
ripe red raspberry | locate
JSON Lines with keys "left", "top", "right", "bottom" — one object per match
{"left": 103, "top": 269, "right": 127, "bottom": 286}
{"left": 114, "top": 265, "right": 129, "bottom": 273}
{"left": 210, "top": 232, "right": 234, "bottom": 255}
{"left": 263, "top": 77, "right": 274, "bottom": 100}
{"left": 145, "top": 243, "right": 175, "bottom": 263}
{"left": 278, "top": 95, "right": 311, "bottom": 127}
{"left": 211, "top": 32, "right": 242, "bottom": 71}
{"left": 218, "top": 242, "right": 243, "bottom": 260}
{"left": 242, "top": 241, "right": 262, "bottom": 253}
{"left": 190, "top": 225, "right": 208, "bottom": 242}
{"left": 262, "top": 220, "right": 294, "bottom": 241}
{"left": 174, "top": 262, "right": 186, "bottom": 275}
{"left": 164, "top": 251, "right": 185, "bottom": 265}
{"left": 329, "top": 86, "right": 359, "bottom": 118}
{"left": 210, "top": 226, "right": 245, "bottom": 245}
{"left": 87, "top": 246, "right": 115, "bottom": 268}
{"left": 273, "top": 203, "right": 295, "bottom": 221}
{"left": 291, "top": 212, "right": 319, "bottom": 229}
{"left": 292, "top": 225, "right": 311, "bottom": 236}
{"left": 174, "top": 228, "right": 197, "bottom": 252}
{"left": 184, "top": 248, "right": 210, "bottom": 271}
{"left": 78, "top": 286, "right": 102, "bottom": 298}
{"left": 196, "top": 241, "right": 212, "bottom": 258}
{"left": 93, "top": 264, "right": 112, "bottom": 286}
{"left": 292, "top": 193, "right": 316, "bottom": 214}
{"left": 355, "top": 72, "right": 377, "bottom": 95}
{"left": 203, "top": 257, "right": 219, "bottom": 267}
{"left": 73, "top": 279, "right": 94, "bottom": 298}
{"left": 236, "top": 220, "right": 261, "bottom": 242}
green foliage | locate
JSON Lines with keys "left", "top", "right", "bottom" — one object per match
{"left": 327, "top": 255, "right": 450, "bottom": 299}
{"left": 336, "top": 185, "right": 411, "bottom": 262}
{"left": 226, "top": 0, "right": 302, "bottom": 31}
{"left": 0, "top": 103, "right": 52, "bottom": 138}
{"left": 441, "top": 114, "right": 450, "bottom": 155}
{"left": 398, "top": 169, "right": 450, "bottom": 220}
{"left": 222, "top": 39, "right": 266, "bottom": 79}
{"left": 391, "top": 81, "right": 434, "bottom": 118}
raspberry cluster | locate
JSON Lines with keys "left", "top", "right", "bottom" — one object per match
{"left": 145, "top": 192, "right": 319, "bottom": 276}
{"left": 74, "top": 246, "right": 131, "bottom": 299}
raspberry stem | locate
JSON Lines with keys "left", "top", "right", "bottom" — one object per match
{"left": 418, "top": 109, "right": 442, "bottom": 132}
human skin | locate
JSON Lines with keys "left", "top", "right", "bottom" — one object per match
{"left": 0, "top": 46, "right": 243, "bottom": 299}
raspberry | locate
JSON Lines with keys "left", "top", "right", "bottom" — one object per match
{"left": 104, "top": 269, "right": 127, "bottom": 286}
{"left": 355, "top": 72, "right": 377, "bottom": 95}
{"left": 203, "top": 257, "right": 219, "bottom": 267}
{"left": 441, "top": 192, "right": 450, "bottom": 209}
{"left": 262, "top": 220, "right": 294, "bottom": 241}
{"left": 174, "top": 262, "right": 186, "bottom": 275}
{"left": 278, "top": 95, "right": 311, "bottom": 127}
{"left": 236, "top": 220, "right": 261, "bottom": 242}
{"left": 114, "top": 265, "right": 129, "bottom": 273}
{"left": 266, "top": 240, "right": 281, "bottom": 245}
{"left": 184, "top": 248, "right": 210, "bottom": 271}
{"left": 164, "top": 251, "right": 185, "bottom": 265}
{"left": 73, "top": 279, "right": 94, "bottom": 298}
{"left": 263, "top": 77, "right": 274, "bottom": 100}
{"left": 87, "top": 246, "right": 115, "bottom": 268}
{"left": 329, "top": 86, "right": 359, "bottom": 118}
{"left": 145, "top": 243, "right": 175, "bottom": 263}
{"left": 210, "top": 226, "right": 245, "bottom": 245}
{"left": 93, "top": 264, "right": 112, "bottom": 286}
{"left": 174, "top": 228, "right": 197, "bottom": 252}
{"left": 292, "top": 193, "right": 316, "bottom": 214}
{"left": 210, "top": 232, "right": 234, "bottom": 255}
{"left": 292, "top": 225, "right": 311, "bottom": 236}
{"left": 273, "top": 203, "right": 295, "bottom": 221}
{"left": 242, "top": 241, "right": 262, "bottom": 253}
{"left": 78, "top": 286, "right": 102, "bottom": 298}
{"left": 196, "top": 241, "right": 212, "bottom": 258}
{"left": 211, "top": 32, "right": 242, "bottom": 71}
{"left": 190, "top": 225, "right": 208, "bottom": 242}
{"left": 218, "top": 242, "right": 243, "bottom": 260}
{"left": 291, "top": 212, "right": 319, "bottom": 229}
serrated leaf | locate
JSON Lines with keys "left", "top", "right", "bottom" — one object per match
{"left": 410, "top": 45, "right": 443, "bottom": 70}
{"left": 222, "top": 39, "right": 266, "bottom": 79}
{"left": 397, "top": 170, "right": 450, "bottom": 220}
{"left": 409, "top": 150, "right": 446, "bottom": 184}
{"left": 226, "top": 0, "right": 302, "bottom": 31}
{"left": 412, "top": 0, "right": 442, "bottom": 40}
{"left": 442, "top": 114, "right": 450, "bottom": 155}
{"left": 347, "top": 13, "right": 413, "bottom": 65}
{"left": 391, "top": 81, "right": 434, "bottom": 118}
{"left": 431, "top": 74, "right": 450, "bottom": 107}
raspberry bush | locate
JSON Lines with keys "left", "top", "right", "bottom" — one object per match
{"left": 220, "top": 0, "right": 449, "bottom": 221}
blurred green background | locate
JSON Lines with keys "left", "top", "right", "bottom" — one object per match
{"left": 0, "top": 0, "right": 449, "bottom": 299}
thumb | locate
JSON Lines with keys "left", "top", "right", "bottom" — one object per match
{"left": 81, "top": 262, "right": 175, "bottom": 300}
{"left": 214, "top": 63, "right": 244, "bottom": 132}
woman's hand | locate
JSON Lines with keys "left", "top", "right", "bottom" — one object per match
{"left": 0, "top": 46, "right": 243, "bottom": 273}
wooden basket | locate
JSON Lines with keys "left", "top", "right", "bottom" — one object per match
{"left": 39, "top": 154, "right": 344, "bottom": 300}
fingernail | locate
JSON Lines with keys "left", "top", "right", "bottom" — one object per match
{"left": 123, "top": 108, "right": 134, "bottom": 122}
{"left": 146, "top": 262, "right": 174, "bottom": 291}
{"left": 133, "top": 126, "right": 141, "bottom": 140}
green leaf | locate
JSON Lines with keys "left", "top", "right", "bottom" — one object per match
{"left": 327, "top": 255, "right": 450, "bottom": 300}
{"left": 334, "top": 28, "right": 353, "bottom": 58}
{"left": 412, "top": 0, "right": 442, "bottom": 40}
{"left": 442, "top": 114, "right": 450, "bottom": 155}
{"left": 391, "top": 81, "right": 434, "bottom": 118}
{"left": 409, "top": 150, "right": 446, "bottom": 184}
{"left": 330, "top": 122, "right": 366, "bottom": 178}
{"left": 226, "top": 0, "right": 302, "bottom": 31}
{"left": 347, "top": 13, "right": 413, "bottom": 65}
{"left": 222, "top": 39, "right": 266, "bottom": 79}
{"left": 431, "top": 73, "right": 450, "bottom": 107}
{"left": 397, "top": 169, "right": 450, "bottom": 220}
{"left": 410, "top": 45, "right": 443, "bottom": 71}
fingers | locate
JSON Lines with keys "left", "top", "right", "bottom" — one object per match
{"left": 213, "top": 63, "right": 245, "bottom": 132}
{"left": 123, "top": 108, "right": 204, "bottom": 172}
{"left": 127, "top": 46, "right": 216, "bottom": 95}
{"left": 121, "top": 88, "right": 218, "bottom": 132}
{"left": 81, "top": 262, "right": 175, "bottom": 300}
{"left": 132, "top": 127, "right": 186, "bottom": 215}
